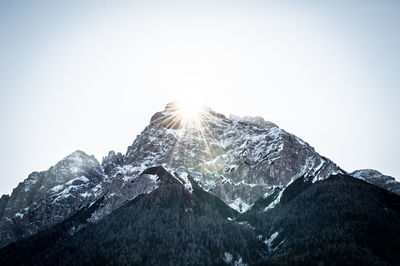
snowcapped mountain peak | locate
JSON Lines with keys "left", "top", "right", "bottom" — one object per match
{"left": 229, "top": 114, "right": 278, "bottom": 129}
{"left": 102, "top": 102, "right": 342, "bottom": 213}
{"left": 351, "top": 169, "right": 400, "bottom": 195}
{"left": 0, "top": 150, "right": 105, "bottom": 247}
{"left": 55, "top": 150, "right": 99, "bottom": 172}
{"left": 352, "top": 169, "right": 385, "bottom": 179}
{"left": 63, "top": 150, "right": 93, "bottom": 164}
{"left": 0, "top": 101, "right": 343, "bottom": 247}
{"left": 1, "top": 102, "right": 400, "bottom": 264}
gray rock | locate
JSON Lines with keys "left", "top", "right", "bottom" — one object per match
{"left": 351, "top": 169, "right": 400, "bottom": 195}
{"left": 100, "top": 102, "right": 342, "bottom": 215}
{"left": 0, "top": 102, "right": 345, "bottom": 247}
{"left": 102, "top": 151, "right": 123, "bottom": 176}
{"left": 0, "top": 150, "right": 105, "bottom": 247}
{"left": 229, "top": 114, "right": 278, "bottom": 128}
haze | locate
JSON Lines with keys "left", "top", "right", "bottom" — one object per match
{"left": 1, "top": 0, "right": 399, "bottom": 195}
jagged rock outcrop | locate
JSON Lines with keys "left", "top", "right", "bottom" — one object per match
{"left": 351, "top": 169, "right": 400, "bottom": 195}
{"left": 102, "top": 151, "right": 123, "bottom": 176}
{"left": 0, "top": 196, "right": 9, "bottom": 218}
{"left": 101, "top": 102, "right": 342, "bottom": 214}
{"left": 229, "top": 114, "right": 278, "bottom": 128}
{"left": 0, "top": 150, "right": 105, "bottom": 247}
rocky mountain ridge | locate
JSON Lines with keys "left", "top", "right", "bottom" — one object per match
{"left": 351, "top": 169, "right": 400, "bottom": 196}
{"left": 2, "top": 172, "right": 400, "bottom": 265}
{"left": 100, "top": 102, "right": 342, "bottom": 215}
{"left": 0, "top": 151, "right": 105, "bottom": 247}
{"left": 0, "top": 102, "right": 398, "bottom": 249}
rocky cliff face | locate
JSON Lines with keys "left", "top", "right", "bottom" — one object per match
{"left": 0, "top": 151, "right": 105, "bottom": 247}
{"left": 99, "top": 102, "right": 342, "bottom": 214}
{"left": 351, "top": 169, "right": 400, "bottom": 196}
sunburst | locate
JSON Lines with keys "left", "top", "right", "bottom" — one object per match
{"left": 174, "top": 100, "right": 205, "bottom": 128}
{"left": 149, "top": 100, "right": 231, "bottom": 171}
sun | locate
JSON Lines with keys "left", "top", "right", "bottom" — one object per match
{"left": 158, "top": 98, "right": 209, "bottom": 130}
{"left": 176, "top": 100, "right": 204, "bottom": 123}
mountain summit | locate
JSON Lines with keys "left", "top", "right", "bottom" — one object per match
{"left": 0, "top": 150, "right": 105, "bottom": 247}
{"left": 0, "top": 102, "right": 399, "bottom": 265}
{"left": 103, "top": 102, "right": 342, "bottom": 214}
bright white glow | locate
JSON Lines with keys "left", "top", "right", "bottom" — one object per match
{"left": 176, "top": 100, "right": 204, "bottom": 122}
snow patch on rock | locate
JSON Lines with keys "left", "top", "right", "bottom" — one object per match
{"left": 229, "top": 198, "right": 251, "bottom": 213}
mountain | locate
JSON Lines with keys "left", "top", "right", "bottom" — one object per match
{"left": 241, "top": 174, "right": 400, "bottom": 265}
{"left": 0, "top": 151, "right": 105, "bottom": 247}
{"left": 97, "top": 101, "right": 342, "bottom": 219}
{"left": 1, "top": 171, "right": 400, "bottom": 265}
{"left": 351, "top": 169, "right": 400, "bottom": 196}
{"left": 0, "top": 166, "right": 265, "bottom": 265}
{"left": 0, "top": 101, "right": 399, "bottom": 264}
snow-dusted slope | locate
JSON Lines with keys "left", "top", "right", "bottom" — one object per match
{"left": 100, "top": 102, "right": 342, "bottom": 214}
{"left": 351, "top": 169, "right": 400, "bottom": 196}
{"left": 0, "top": 151, "right": 105, "bottom": 247}
{"left": 0, "top": 102, "right": 343, "bottom": 247}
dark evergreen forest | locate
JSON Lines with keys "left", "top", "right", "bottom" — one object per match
{"left": 1, "top": 173, "right": 400, "bottom": 265}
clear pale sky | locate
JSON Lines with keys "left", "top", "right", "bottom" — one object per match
{"left": 1, "top": 0, "right": 399, "bottom": 195}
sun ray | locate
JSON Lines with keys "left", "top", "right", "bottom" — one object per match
{"left": 147, "top": 100, "right": 234, "bottom": 183}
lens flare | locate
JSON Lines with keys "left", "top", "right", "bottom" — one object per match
{"left": 148, "top": 100, "right": 233, "bottom": 173}
{"left": 176, "top": 100, "right": 204, "bottom": 124}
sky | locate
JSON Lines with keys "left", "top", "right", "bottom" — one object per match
{"left": 0, "top": 0, "right": 399, "bottom": 195}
